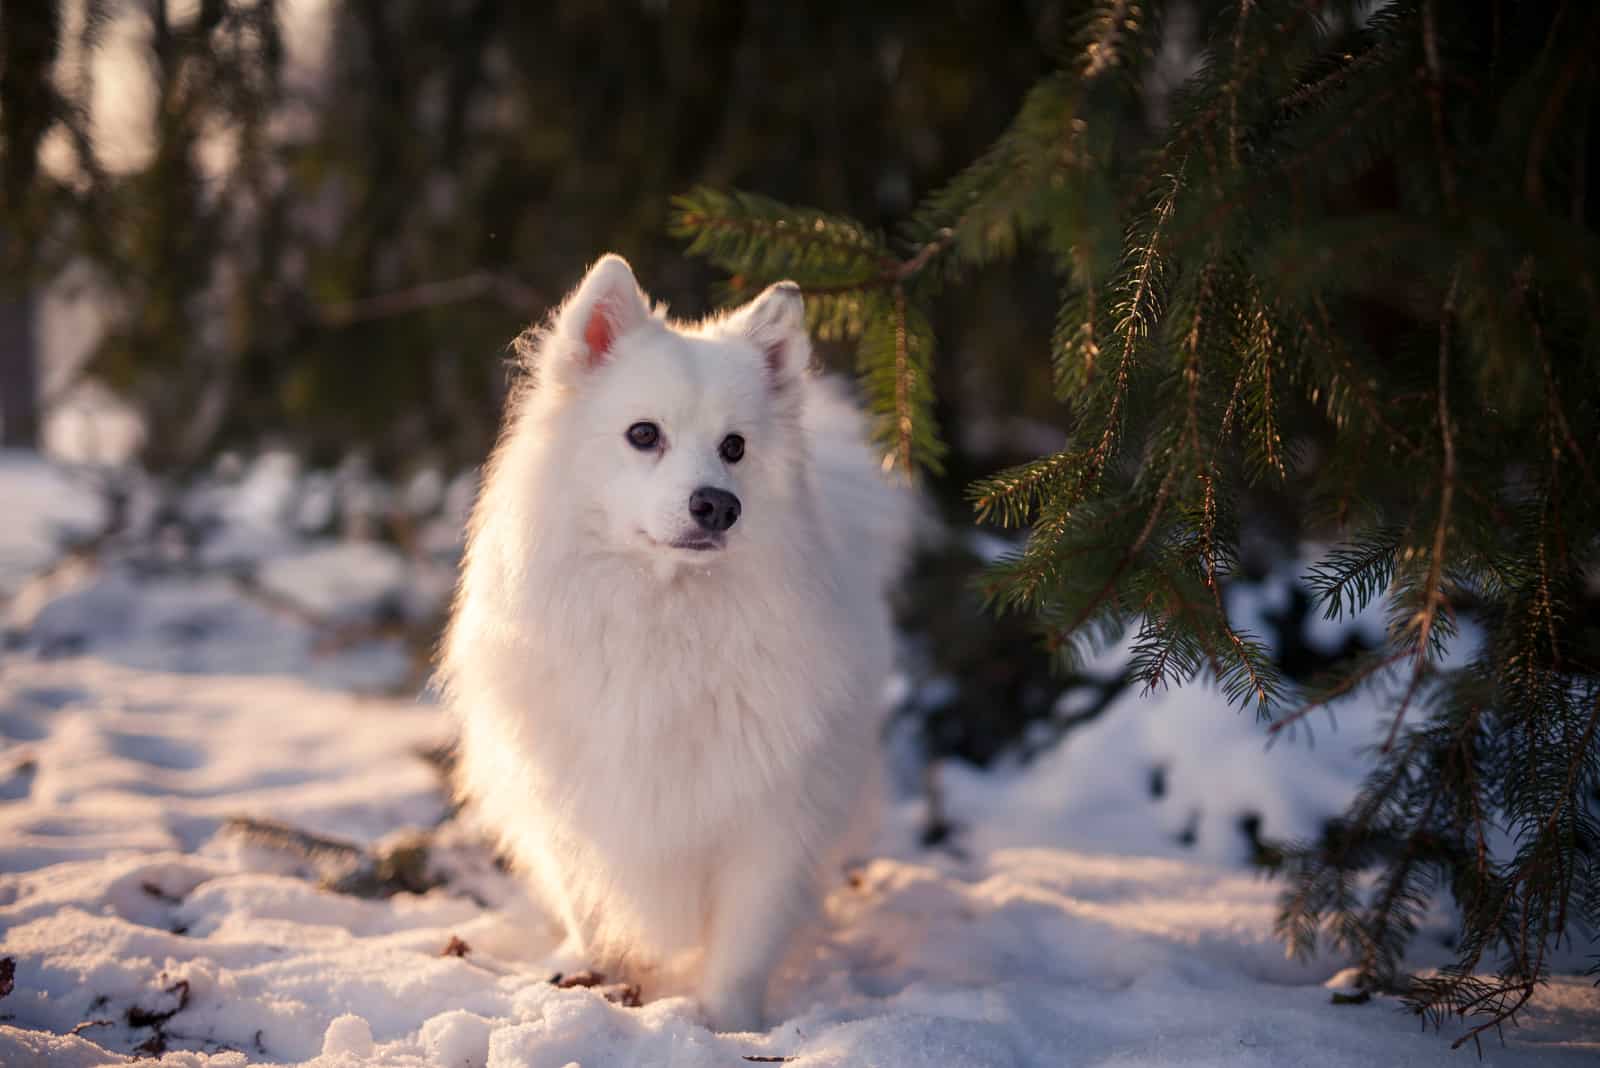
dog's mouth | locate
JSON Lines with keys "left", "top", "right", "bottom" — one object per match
{"left": 640, "top": 530, "right": 727, "bottom": 553}
{"left": 668, "top": 536, "right": 725, "bottom": 552}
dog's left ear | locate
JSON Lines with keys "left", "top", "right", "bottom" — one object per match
{"left": 551, "top": 254, "right": 653, "bottom": 371}
{"left": 724, "top": 281, "right": 809, "bottom": 390}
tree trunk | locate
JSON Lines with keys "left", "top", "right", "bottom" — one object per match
{"left": 0, "top": 292, "right": 40, "bottom": 449}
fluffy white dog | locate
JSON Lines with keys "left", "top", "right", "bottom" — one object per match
{"left": 439, "top": 255, "right": 913, "bottom": 1032}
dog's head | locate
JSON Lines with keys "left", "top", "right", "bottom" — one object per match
{"left": 521, "top": 254, "right": 811, "bottom": 567}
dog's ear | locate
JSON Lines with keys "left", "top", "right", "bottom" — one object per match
{"left": 552, "top": 254, "right": 652, "bottom": 369}
{"left": 724, "top": 281, "right": 808, "bottom": 390}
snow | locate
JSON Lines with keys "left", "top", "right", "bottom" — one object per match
{"left": 7, "top": 563, "right": 415, "bottom": 693}
{"left": 0, "top": 451, "right": 105, "bottom": 599}
{"left": 322, "top": 1016, "right": 376, "bottom": 1059}
{"left": 0, "top": 452, "right": 1595, "bottom": 1066}
{"left": 256, "top": 543, "right": 417, "bottom": 624}
{"left": 972, "top": 664, "right": 1374, "bottom": 870}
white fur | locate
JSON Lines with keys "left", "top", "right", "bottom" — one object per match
{"left": 438, "top": 255, "right": 914, "bottom": 1032}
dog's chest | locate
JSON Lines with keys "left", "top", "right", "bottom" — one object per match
{"left": 525, "top": 576, "right": 843, "bottom": 776}
{"left": 498, "top": 598, "right": 842, "bottom": 852}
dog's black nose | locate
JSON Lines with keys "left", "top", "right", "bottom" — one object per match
{"left": 688, "top": 487, "right": 741, "bottom": 532}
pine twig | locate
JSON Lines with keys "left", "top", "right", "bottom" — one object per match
{"left": 890, "top": 284, "right": 914, "bottom": 475}
{"left": 1087, "top": 173, "right": 1181, "bottom": 489}
{"left": 1052, "top": 459, "right": 1181, "bottom": 644}
{"left": 798, "top": 228, "right": 954, "bottom": 296}
{"left": 1268, "top": 651, "right": 1408, "bottom": 738}
{"left": 1450, "top": 981, "right": 1537, "bottom": 1051}
{"left": 1522, "top": 5, "right": 1598, "bottom": 207}
{"left": 1421, "top": 0, "right": 1459, "bottom": 212}
{"left": 1383, "top": 270, "right": 1460, "bottom": 753}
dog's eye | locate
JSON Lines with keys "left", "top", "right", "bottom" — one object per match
{"left": 719, "top": 434, "right": 745, "bottom": 464}
{"left": 626, "top": 422, "right": 660, "bottom": 450}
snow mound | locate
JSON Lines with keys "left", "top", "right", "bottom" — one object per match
{"left": 0, "top": 656, "right": 1595, "bottom": 1066}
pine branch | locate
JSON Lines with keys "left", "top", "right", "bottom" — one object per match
{"left": 1053, "top": 270, "right": 1105, "bottom": 398}
{"left": 1053, "top": 459, "right": 1180, "bottom": 643}
{"left": 1420, "top": 0, "right": 1459, "bottom": 212}
{"left": 971, "top": 450, "right": 1094, "bottom": 528}
{"left": 680, "top": 4, "right": 1600, "bottom": 1031}
{"left": 890, "top": 285, "right": 914, "bottom": 476}
{"left": 1085, "top": 172, "right": 1180, "bottom": 486}
{"left": 1527, "top": 278, "right": 1600, "bottom": 499}
{"left": 1405, "top": 269, "right": 1461, "bottom": 671}
{"left": 675, "top": 191, "right": 952, "bottom": 471}
{"left": 1125, "top": 0, "right": 1342, "bottom": 212}
{"left": 1304, "top": 527, "right": 1403, "bottom": 622}
{"left": 856, "top": 289, "right": 946, "bottom": 475}
{"left": 1241, "top": 296, "right": 1287, "bottom": 483}
{"left": 1267, "top": 651, "right": 1407, "bottom": 739}
{"left": 798, "top": 228, "right": 956, "bottom": 296}
{"left": 671, "top": 187, "right": 890, "bottom": 281}
{"left": 1521, "top": 5, "right": 1598, "bottom": 208}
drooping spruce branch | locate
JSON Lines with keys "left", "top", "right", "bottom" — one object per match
{"left": 670, "top": 188, "right": 951, "bottom": 472}
{"left": 679, "top": 0, "right": 1600, "bottom": 1044}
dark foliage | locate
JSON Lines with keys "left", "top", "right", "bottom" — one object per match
{"left": 1, "top": 0, "right": 1065, "bottom": 473}
{"left": 676, "top": 0, "right": 1600, "bottom": 1045}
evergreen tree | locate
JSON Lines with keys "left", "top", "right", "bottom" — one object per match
{"left": 674, "top": 0, "right": 1600, "bottom": 1046}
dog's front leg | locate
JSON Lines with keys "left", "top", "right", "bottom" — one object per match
{"left": 698, "top": 834, "right": 815, "bottom": 1033}
{"left": 526, "top": 839, "right": 601, "bottom": 977}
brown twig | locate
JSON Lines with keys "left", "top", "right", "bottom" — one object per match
{"left": 1380, "top": 661, "right": 1430, "bottom": 754}
{"left": 1451, "top": 981, "right": 1537, "bottom": 1050}
{"left": 796, "top": 229, "right": 955, "bottom": 297}
{"left": 1226, "top": 1, "right": 1256, "bottom": 170}
{"left": 1140, "top": 569, "right": 1228, "bottom": 691}
{"left": 1421, "top": 0, "right": 1459, "bottom": 212}
{"left": 69, "top": 1019, "right": 115, "bottom": 1036}
{"left": 1305, "top": 297, "right": 1510, "bottom": 525}
{"left": 1523, "top": 4, "right": 1596, "bottom": 207}
{"left": 1452, "top": 713, "right": 1490, "bottom": 878}
{"left": 1123, "top": 0, "right": 1332, "bottom": 213}
{"left": 1537, "top": 693, "right": 1600, "bottom": 846}
{"left": 1359, "top": 787, "right": 1443, "bottom": 978}
{"left": 1268, "top": 651, "right": 1408, "bottom": 737}
{"left": 1526, "top": 285, "right": 1600, "bottom": 500}
{"left": 317, "top": 272, "right": 542, "bottom": 328}
{"left": 1381, "top": 270, "right": 1460, "bottom": 753}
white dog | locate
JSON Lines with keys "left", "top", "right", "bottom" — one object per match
{"left": 438, "top": 255, "right": 913, "bottom": 1032}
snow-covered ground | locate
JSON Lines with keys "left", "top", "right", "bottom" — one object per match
{"left": 1, "top": 451, "right": 1596, "bottom": 1066}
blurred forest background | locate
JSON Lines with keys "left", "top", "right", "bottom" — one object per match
{"left": 1, "top": 0, "right": 1127, "bottom": 763}
{"left": 0, "top": 0, "right": 1070, "bottom": 475}
{"left": 1, "top": 0, "right": 1590, "bottom": 785}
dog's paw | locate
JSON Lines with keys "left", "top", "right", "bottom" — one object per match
{"left": 701, "top": 988, "right": 765, "bottom": 1034}
{"left": 538, "top": 935, "right": 592, "bottom": 982}
{"left": 551, "top": 969, "right": 607, "bottom": 989}
{"left": 551, "top": 971, "right": 641, "bottom": 1008}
